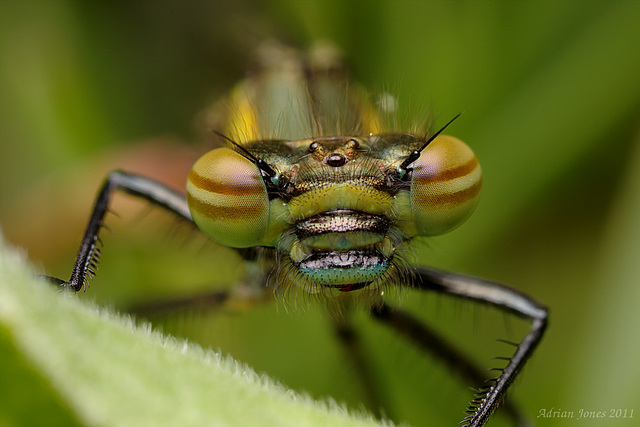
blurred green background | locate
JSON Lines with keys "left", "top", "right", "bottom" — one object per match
{"left": 1, "top": 1, "right": 639, "bottom": 426}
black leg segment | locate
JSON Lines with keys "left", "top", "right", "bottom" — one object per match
{"left": 371, "top": 302, "right": 528, "bottom": 426}
{"left": 62, "top": 170, "right": 192, "bottom": 292}
{"left": 408, "top": 267, "right": 547, "bottom": 426}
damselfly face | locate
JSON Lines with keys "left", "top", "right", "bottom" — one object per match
{"left": 186, "top": 42, "right": 481, "bottom": 301}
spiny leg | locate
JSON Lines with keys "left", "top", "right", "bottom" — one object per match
{"left": 55, "top": 170, "right": 193, "bottom": 291}
{"left": 371, "top": 302, "right": 528, "bottom": 426}
{"left": 402, "top": 267, "right": 548, "bottom": 427}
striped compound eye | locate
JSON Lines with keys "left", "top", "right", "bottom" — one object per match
{"left": 409, "top": 135, "right": 482, "bottom": 236}
{"left": 186, "top": 148, "right": 270, "bottom": 247}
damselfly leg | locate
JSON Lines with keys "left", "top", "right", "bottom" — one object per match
{"left": 50, "top": 171, "right": 192, "bottom": 292}
{"left": 373, "top": 269, "right": 547, "bottom": 426}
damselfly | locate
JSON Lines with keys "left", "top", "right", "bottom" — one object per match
{"left": 46, "top": 41, "right": 547, "bottom": 427}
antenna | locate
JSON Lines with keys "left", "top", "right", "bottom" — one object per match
{"left": 397, "top": 112, "right": 463, "bottom": 172}
{"left": 212, "top": 130, "right": 280, "bottom": 180}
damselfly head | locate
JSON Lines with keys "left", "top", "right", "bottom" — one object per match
{"left": 187, "top": 42, "right": 482, "bottom": 303}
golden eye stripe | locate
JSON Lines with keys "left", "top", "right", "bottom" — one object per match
{"left": 411, "top": 169, "right": 482, "bottom": 207}
{"left": 412, "top": 156, "right": 479, "bottom": 184}
{"left": 185, "top": 148, "right": 270, "bottom": 247}
{"left": 188, "top": 169, "right": 265, "bottom": 197}
{"left": 185, "top": 189, "right": 266, "bottom": 221}
{"left": 410, "top": 135, "right": 481, "bottom": 206}
{"left": 409, "top": 135, "right": 482, "bottom": 236}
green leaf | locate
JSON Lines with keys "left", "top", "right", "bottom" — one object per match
{"left": 0, "top": 236, "right": 383, "bottom": 427}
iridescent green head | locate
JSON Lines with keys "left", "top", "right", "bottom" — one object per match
{"left": 187, "top": 42, "right": 481, "bottom": 298}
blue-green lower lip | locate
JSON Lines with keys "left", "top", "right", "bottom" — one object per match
{"left": 297, "top": 250, "right": 390, "bottom": 287}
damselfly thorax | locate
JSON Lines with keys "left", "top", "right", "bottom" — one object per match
{"left": 188, "top": 41, "right": 481, "bottom": 301}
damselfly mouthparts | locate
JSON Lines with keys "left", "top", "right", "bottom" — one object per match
{"left": 47, "top": 41, "right": 547, "bottom": 427}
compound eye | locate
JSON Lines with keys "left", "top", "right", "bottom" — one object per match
{"left": 410, "top": 135, "right": 482, "bottom": 236}
{"left": 186, "top": 148, "right": 269, "bottom": 247}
